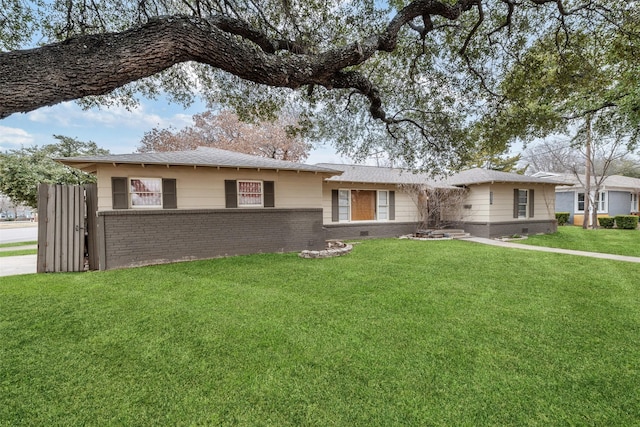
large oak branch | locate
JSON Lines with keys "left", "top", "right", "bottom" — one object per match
{"left": 0, "top": 1, "right": 475, "bottom": 119}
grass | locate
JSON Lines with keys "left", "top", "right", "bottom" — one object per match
{"left": 1, "top": 239, "right": 640, "bottom": 425}
{"left": 0, "top": 249, "right": 37, "bottom": 257}
{"left": 521, "top": 226, "right": 640, "bottom": 257}
{"left": 0, "top": 240, "right": 37, "bottom": 248}
{"left": 0, "top": 241, "right": 37, "bottom": 257}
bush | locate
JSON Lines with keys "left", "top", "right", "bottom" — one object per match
{"left": 615, "top": 215, "right": 639, "bottom": 230}
{"left": 598, "top": 217, "right": 615, "bottom": 229}
{"left": 556, "top": 212, "right": 570, "bottom": 226}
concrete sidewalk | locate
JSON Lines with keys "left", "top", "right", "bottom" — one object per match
{"left": 0, "top": 255, "right": 37, "bottom": 277}
{"left": 465, "top": 237, "right": 640, "bottom": 263}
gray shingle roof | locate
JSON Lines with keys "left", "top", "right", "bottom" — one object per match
{"left": 536, "top": 172, "right": 640, "bottom": 190}
{"left": 57, "top": 147, "right": 342, "bottom": 174}
{"left": 445, "top": 168, "right": 569, "bottom": 186}
{"left": 317, "top": 163, "right": 450, "bottom": 187}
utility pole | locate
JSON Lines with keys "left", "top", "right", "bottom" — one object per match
{"left": 583, "top": 114, "right": 592, "bottom": 229}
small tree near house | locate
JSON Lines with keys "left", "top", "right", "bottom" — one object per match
{"left": 401, "top": 184, "right": 468, "bottom": 232}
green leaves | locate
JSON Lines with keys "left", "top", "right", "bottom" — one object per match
{"left": 0, "top": 136, "right": 108, "bottom": 207}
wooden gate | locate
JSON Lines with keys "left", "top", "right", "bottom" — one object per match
{"left": 37, "top": 183, "right": 98, "bottom": 273}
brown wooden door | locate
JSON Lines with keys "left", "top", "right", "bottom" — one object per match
{"left": 351, "top": 190, "right": 376, "bottom": 221}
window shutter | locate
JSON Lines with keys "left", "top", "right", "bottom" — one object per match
{"left": 331, "top": 190, "right": 339, "bottom": 222}
{"left": 112, "top": 177, "right": 128, "bottom": 209}
{"left": 389, "top": 191, "right": 395, "bottom": 220}
{"left": 162, "top": 179, "right": 177, "bottom": 209}
{"left": 225, "top": 180, "right": 237, "bottom": 208}
{"left": 513, "top": 189, "right": 519, "bottom": 218}
{"left": 529, "top": 189, "right": 535, "bottom": 218}
{"left": 264, "top": 181, "right": 275, "bottom": 207}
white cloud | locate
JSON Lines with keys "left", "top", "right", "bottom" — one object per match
{"left": 0, "top": 126, "right": 35, "bottom": 147}
{"left": 27, "top": 102, "right": 195, "bottom": 131}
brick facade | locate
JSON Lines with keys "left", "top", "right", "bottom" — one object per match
{"left": 323, "top": 221, "right": 418, "bottom": 240}
{"left": 454, "top": 220, "right": 558, "bottom": 238}
{"left": 97, "top": 208, "right": 325, "bottom": 270}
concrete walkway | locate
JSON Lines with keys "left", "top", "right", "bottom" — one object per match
{"left": 0, "top": 255, "right": 37, "bottom": 277}
{"left": 465, "top": 237, "right": 640, "bottom": 263}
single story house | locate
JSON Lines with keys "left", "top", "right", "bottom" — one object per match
{"left": 534, "top": 172, "right": 640, "bottom": 226}
{"left": 58, "top": 148, "right": 568, "bottom": 270}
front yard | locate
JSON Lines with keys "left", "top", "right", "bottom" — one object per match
{"left": 1, "top": 238, "right": 639, "bottom": 425}
{"left": 521, "top": 225, "right": 640, "bottom": 257}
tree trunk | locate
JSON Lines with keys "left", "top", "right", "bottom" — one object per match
{"left": 583, "top": 114, "right": 592, "bottom": 229}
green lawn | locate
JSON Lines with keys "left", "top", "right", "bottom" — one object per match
{"left": 0, "top": 240, "right": 37, "bottom": 249}
{"left": 522, "top": 226, "right": 640, "bottom": 257}
{"left": 2, "top": 239, "right": 640, "bottom": 425}
{"left": 0, "top": 241, "right": 37, "bottom": 257}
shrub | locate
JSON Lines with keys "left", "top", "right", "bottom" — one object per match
{"left": 598, "top": 217, "right": 615, "bottom": 229}
{"left": 615, "top": 215, "right": 639, "bottom": 230}
{"left": 556, "top": 212, "right": 570, "bottom": 226}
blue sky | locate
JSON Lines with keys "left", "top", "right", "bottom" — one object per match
{"left": 0, "top": 97, "right": 352, "bottom": 164}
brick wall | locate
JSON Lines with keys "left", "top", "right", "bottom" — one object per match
{"left": 455, "top": 220, "right": 557, "bottom": 238}
{"left": 97, "top": 209, "right": 324, "bottom": 270}
{"left": 323, "top": 222, "right": 418, "bottom": 240}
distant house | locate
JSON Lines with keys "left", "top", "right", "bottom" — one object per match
{"left": 57, "top": 148, "right": 569, "bottom": 270}
{"left": 535, "top": 172, "right": 640, "bottom": 226}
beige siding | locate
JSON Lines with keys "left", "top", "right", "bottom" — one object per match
{"left": 321, "top": 181, "right": 419, "bottom": 225}
{"left": 96, "top": 164, "right": 325, "bottom": 211}
{"left": 488, "top": 183, "right": 556, "bottom": 222}
{"left": 441, "top": 183, "right": 558, "bottom": 223}
{"left": 458, "top": 185, "right": 491, "bottom": 222}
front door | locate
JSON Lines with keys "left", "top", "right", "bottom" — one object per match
{"left": 351, "top": 190, "right": 376, "bottom": 221}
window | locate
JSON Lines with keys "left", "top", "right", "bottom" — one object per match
{"left": 517, "top": 189, "right": 528, "bottom": 218}
{"left": 576, "top": 191, "right": 607, "bottom": 213}
{"left": 632, "top": 193, "right": 639, "bottom": 212}
{"left": 237, "top": 180, "right": 263, "bottom": 207}
{"left": 224, "top": 180, "right": 275, "bottom": 208}
{"left": 513, "top": 188, "right": 534, "bottom": 219}
{"left": 332, "top": 189, "right": 394, "bottom": 222}
{"left": 130, "top": 178, "right": 162, "bottom": 208}
{"left": 577, "top": 192, "right": 585, "bottom": 212}
{"left": 338, "top": 190, "right": 350, "bottom": 221}
{"left": 111, "top": 177, "right": 177, "bottom": 209}
{"left": 378, "top": 191, "right": 389, "bottom": 220}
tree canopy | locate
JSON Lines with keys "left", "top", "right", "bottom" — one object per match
{"left": 0, "top": 135, "right": 109, "bottom": 207}
{"left": 1, "top": 1, "right": 638, "bottom": 170}
{"left": 138, "top": 110, "right": 312, "bottom": 161}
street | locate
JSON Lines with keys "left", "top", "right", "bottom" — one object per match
{"left": 0, "top": 222, "right": 38, "bottom": 244}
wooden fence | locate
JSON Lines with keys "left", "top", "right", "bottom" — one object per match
{"left": 37, "top": 183, "right": 98, "bottom": 273}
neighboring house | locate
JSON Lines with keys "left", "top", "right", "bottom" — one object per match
{"left": 535, "top": 172, "right": 640, "bottom": 226}
{"left": 442, "top": 168, "right": 568, "bottom": 238}
{"left": 58, "top": 148, "right": 568, "bottom": 270}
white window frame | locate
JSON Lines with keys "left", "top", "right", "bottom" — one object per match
{"left": 338, "top": 189, "right": 350, "bottom": 221}
{"left": 338, "top": 189, "right": 390, "bottom": 222}
{"left": 517, "top": 189, "right": 529, "bottom": 219}
{"left": 129, "top": 177, "right": 162, "bottom": 208}
{"left": 237, "top": 180, "right": 263, "bottom": 207}
{"left": 377, "top": 190, "right": 389, "bottom": 221}
{"left": 575, "top": 191, "right": 608, "bottom": 213}
{"left": 631, "top": 193, "right": 638, "bottom": 213}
